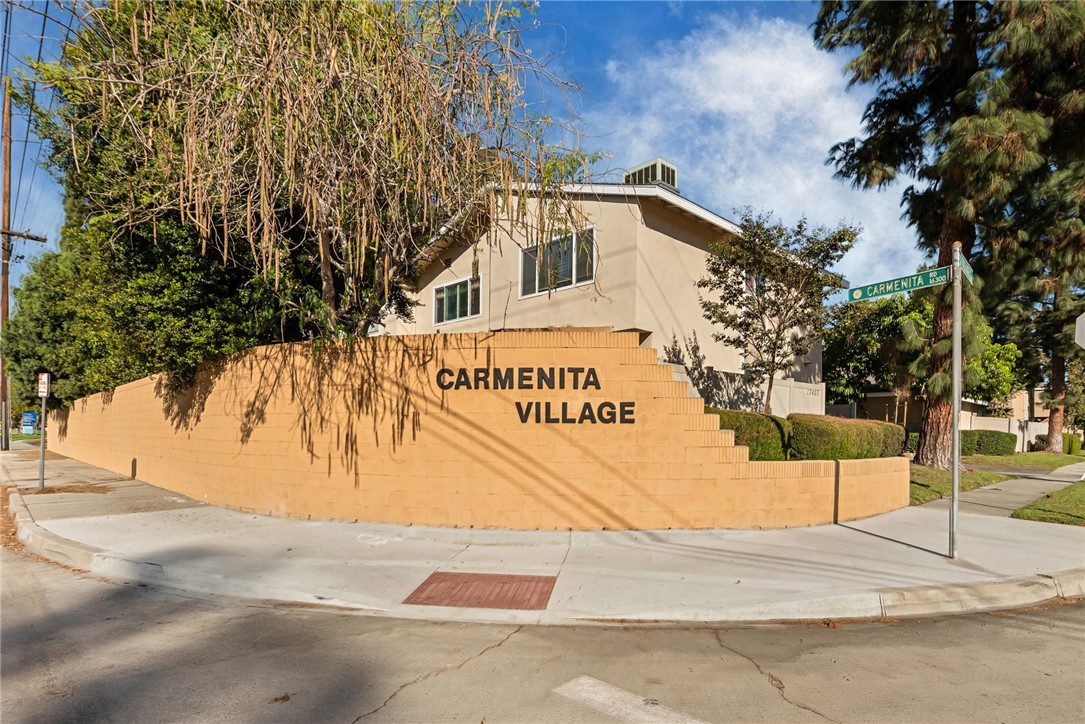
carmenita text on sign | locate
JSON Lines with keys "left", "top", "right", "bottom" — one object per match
{"left": 436, "top": 366, "right": 635, "bottom": 425}
{"left": 849, "top": 267, "right": 949, "bottom": 302}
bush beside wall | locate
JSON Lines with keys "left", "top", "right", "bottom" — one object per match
{"left": 905, "top": 432, "right": 919, "bottom": 454}
{"left": 1035, "top": 433, "right": 1084, "bottom": 455}
{"left": 973, "top": 429, "right": 1016, "bottom": 456}
{"left": 788, "top": 415, "right": 905, "bottom": 461}
{"left": 706, "top": 408, "right": 789, "bottom": 461}
{"left": 961, "top": 430, "right": 978, "bottom": 456}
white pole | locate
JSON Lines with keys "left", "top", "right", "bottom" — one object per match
{"left": 951, "top": 242, "right": 962, "bottom": 559}
{"left": 38, "top": 393, "right": 45, "bottom": 488}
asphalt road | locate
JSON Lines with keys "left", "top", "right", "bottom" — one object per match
{"left": 3, "top": 548, "right": 1083, "bottom": 723}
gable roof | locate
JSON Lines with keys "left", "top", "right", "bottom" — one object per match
{"left": 556, "top": 183, "right": 743, "bottom": 237}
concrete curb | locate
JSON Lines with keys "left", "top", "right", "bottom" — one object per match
{"left": 9, "top": 485, "right": 1082, "bottom": 625}
{"left": 877, "top": 574, "right": 1071, "bottom": 618}
{"left": 7, "top": 488, "right": 104, "bottom": 569}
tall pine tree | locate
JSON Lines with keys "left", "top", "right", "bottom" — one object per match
{"left": 947, "top": 2, "right": 1085, "bottom": 453}
{"left": 815, "top": 1, "right": 1084, "bottom": 466}
{"left": 814, "top": 2, "right": 987, "bottom": 469}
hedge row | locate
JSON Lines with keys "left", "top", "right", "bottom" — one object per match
{"left": 906, "top": 430, "right": 1015, "bottom": 456}
{"left": 706, "top": 408, "right": 905, "bottom": 461}
{"left": 1034, "top": 433, "right": 1083, "bottom": 455}
{"left": 705, "top": 408, "right": 790, "bottom": 461}
{"left": 788, "top": 414, "right": 905, "bottom": 461}
{"left": 974, "top": 430, "right": 1016, "bottom": 455}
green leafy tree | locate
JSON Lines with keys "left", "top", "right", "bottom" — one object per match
{"left": 29, "top": 0, "right": 592, "bottom": 339}
{"left": 3, "top": 211, "right": 271, "bottom": 408}
{"left": 698, "top": 209, "right": 858, "bottom": 415}
{"left": 826, "top": 289, "right": 1025, "bottom": 418}
{"left": 824, "top": 295, "right": 920, "bottom": 405}
{"left": 964, "top": 324, "right": 1025, "bottom": 415}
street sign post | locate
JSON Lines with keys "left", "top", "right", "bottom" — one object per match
{"left": 848, "top": 248, "right": 964, "bottom": 559}
{"left": 847, "top": 266, "right": 949, "bottom": 302}
{"left": 37, "top": 372, "right": 49, "bottom": 488}
{"left": 950, "top": 244, "right": 962, "bottom": 559}
{"left": 959, "top": 254, "right": 974, "bottom": 285}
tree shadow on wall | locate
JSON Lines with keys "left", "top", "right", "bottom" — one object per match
{"left": 157, "top": 360, "right": 230, "bottom": 431}
{"left": 52, "top": 405, "right": 69, "bottom": 442}
{"left": 662, "top": 332, "right": 761, "bottom": 411}
{"left": 169, "top": 335, "right": 455, "bottom": 477}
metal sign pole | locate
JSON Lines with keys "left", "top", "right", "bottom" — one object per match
{"left": 38, "top": 394, "right": 45, "bottom": 488}
{"left": 950, "top": 242, "right": 962, "bottom": 559}
{"left": 37, "top": 372, "right": 49, "bottom": 489}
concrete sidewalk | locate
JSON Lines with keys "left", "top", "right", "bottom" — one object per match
{"left": 4, "top": 444, "right": 1083, "bottom": 625}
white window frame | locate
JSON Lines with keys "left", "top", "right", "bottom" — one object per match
{"left": 433, "top": 276, "right": 482, "bottom": 326}
{"left": 519, "top": 225, "right": 596, "bottom": 299}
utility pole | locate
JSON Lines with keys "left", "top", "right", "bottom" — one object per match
{"left": 2, "top": 76, "right": 12, "bottom": 452}
{"left": 1, "top": 78, "right": 46, "bottom": 452}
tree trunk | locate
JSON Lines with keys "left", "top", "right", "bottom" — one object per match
{"left": 1047, "top": 353, "right": 1066, "bottom": 454}
{"left": 763, "top": 376, "right": 774, "bottom": 416}
{"left": 914, "top": 4, "right": 978, "bottom": 471}
{"left": 916, "top": 394, "right": 955, "bottom": 469}
{"left": 914, "top": 244, "right": 956, "bottom": 469}
{"left": 915, "top": 218, "right": 973, "bottom": 470}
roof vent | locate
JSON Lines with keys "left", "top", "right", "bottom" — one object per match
{"left": 623, "top": 158, "right": 678, "bottom": 193}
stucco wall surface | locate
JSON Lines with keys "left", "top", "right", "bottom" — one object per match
{"left": 49, "top": 332, "right": 907, "bottom": 530}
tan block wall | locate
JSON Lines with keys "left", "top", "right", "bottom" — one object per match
{"left": 49, "top": 332, "right": 907, "bottom": 530}
{"left": 835, "top": 457, "right": 911, "bottom": 522}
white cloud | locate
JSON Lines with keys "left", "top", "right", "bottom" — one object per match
{"left": 583, "top": 14, "right": 929, "bottom": 288}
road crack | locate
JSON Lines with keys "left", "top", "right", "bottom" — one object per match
{"left": 714, "top": 630, "right": 841, "bottom": 723}
{"left": 351, "top": 624, "right": 523, "bottom": 722}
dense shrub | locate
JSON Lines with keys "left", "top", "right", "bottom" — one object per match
{"left": 973, "top": 430, "right": 1017, "bottom": 456}
{"left": 788, "top": 414, "right": 905, "bottom": 460}
{"left": 961, "top": 430, "right": 978, "bottom": 456}
{"left": 1037, "top": 433, "right": 1084, "bottom": 455}
{"left": 706, "top": 407, "right": 790, "bottom": 461}
{"left": 905, "top": 432, "right": 919, "bottom": 454}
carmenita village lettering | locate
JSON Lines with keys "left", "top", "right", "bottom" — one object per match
{"left": 435, "top": 366, "right": 635, "bottom": 424}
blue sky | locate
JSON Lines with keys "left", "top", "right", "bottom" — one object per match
{"left": 3, "top": 0, "right": 928, "bottom": 292}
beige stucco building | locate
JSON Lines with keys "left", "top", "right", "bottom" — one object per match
{"left": 380, "top": 176, "right": 825, "bottom": 414}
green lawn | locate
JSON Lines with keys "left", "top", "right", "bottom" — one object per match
{"left": 1011, "top": 480, "right": 1085, "bottom": 526}
{"left": 909, "top": 464, "right": 1014, "bottom": 506}
{"left": 963, "top": 451, "right": 1085, "bottom": 470}
{"left": 10, "top": 432, "right": 42, "bottom": 443}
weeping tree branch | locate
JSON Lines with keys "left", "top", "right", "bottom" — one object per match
{"left": 33, "top": 0, "right": 597, "bottom": 336}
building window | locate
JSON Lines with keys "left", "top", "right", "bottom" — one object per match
{"left": 521, "top": 227, "right": 595, "bottom": 297}
{"left": 434, "top": 276, "right": 481, "bottom": 325}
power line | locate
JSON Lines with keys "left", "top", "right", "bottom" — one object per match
{"left": 0, "top": 2, "right": 12, "bottom": 81}
{"left": 12, "top": 0, "right": 49, "bottom": 226}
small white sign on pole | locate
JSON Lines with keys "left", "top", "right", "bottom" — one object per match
{"left": 37, "top": 372, "right": 50, "bottom": 489}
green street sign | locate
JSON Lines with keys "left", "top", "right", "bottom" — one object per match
{"left": 959, "top": 255, "right": 974, "bottom": 285}
{"left": 848, "top": 266, "right": 950, "bottom": 302}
